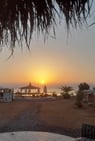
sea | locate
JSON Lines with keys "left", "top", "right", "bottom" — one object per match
{"left": 46, "top": 88, "right": 77, "bottom": 96}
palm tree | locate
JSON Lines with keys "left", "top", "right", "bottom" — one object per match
{"left": 0, "top": 0, "right": 93, "bottom": 50}
{"left": 61, "top": 86, "right": 73, "bottom": 98}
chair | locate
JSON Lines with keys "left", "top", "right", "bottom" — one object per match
{"left": 76, "top": 124, "right": 95, "bottom": 141}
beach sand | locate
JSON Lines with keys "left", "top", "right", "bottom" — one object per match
{"left": 0, "top": 97, "right": 95, "bottom": 137}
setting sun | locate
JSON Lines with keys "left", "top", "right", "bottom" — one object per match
{"left": 27, "top": 66, "right": 57, "bottom": 85}
{"left": 40, "top": 80, "right": 45, "bottom": 85}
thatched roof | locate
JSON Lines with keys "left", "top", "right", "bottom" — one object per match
{"left": 0, "top": 0, "right": 93, "bottom": 49}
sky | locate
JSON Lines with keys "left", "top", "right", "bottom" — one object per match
{"left": 0, "top": 3, "right": 95, "bottom": 88}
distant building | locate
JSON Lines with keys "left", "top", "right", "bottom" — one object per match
{"left": 0, "top": 88, "right": 13, "bottom": 102}
{"left": 82, "top": 90, "right": 95, "bottom": 105}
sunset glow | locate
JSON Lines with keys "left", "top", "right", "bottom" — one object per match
{"left": 0, "top": 13, "right": 95, "bottom": 87}
{"left": 28, "top": 68, "right": 56, "bottom": 85}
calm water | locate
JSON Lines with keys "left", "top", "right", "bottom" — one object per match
{"left": 41, "top": 87, "right": 77, "bottom": 96}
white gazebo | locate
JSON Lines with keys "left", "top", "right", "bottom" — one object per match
{"left": 16, "top": 83, "right": 40, "bottom": 97}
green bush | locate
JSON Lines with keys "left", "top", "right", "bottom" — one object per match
{"left": 76, "top": 91, "right": 84, "bottom": 108}
{"left": 52, "top": 92, "right": 57, "bottom": 97}
{"left": 62, "top": 93, "right": 71, "bottom": 99}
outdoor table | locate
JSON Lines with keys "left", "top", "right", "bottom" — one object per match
{"left": 0, "top": 131, "right": 75, "bottom": 141}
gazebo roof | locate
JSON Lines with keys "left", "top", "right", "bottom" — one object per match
{"left": 20, "top": 83, "right": 40, "bottom": 89}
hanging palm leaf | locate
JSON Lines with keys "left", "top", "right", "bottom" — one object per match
{"left": 0, "top": 0, "right": 93, "bottom": 49}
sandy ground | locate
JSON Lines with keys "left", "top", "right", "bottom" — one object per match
{"left": 39, "top": 97, "right": 95, "bottom": 129}
{"left": 0, "top": 97, "right": 95, "bottom": 137}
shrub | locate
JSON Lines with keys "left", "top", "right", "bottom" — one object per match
{"left": 52, "top": 92, "right": 57, "bottom": 97}
{"left": 76, "top": 91, "right": 84, "bottom": 108}
{"left": 61, "top": 93, "right": 70, "bottom": 99}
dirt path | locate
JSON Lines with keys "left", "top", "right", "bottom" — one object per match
{"left": 0, "top": 103, "right": 45, "bottom": 132}
{"left": 0, "top": 101, "right": 80, "bottom": 137}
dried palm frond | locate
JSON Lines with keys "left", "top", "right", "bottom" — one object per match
{"left": 0, "top": 0, "right": 93, "bottom": 49}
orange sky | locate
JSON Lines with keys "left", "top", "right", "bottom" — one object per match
{"left": 0, "top": 21, "right": 95, "bottom": 87}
